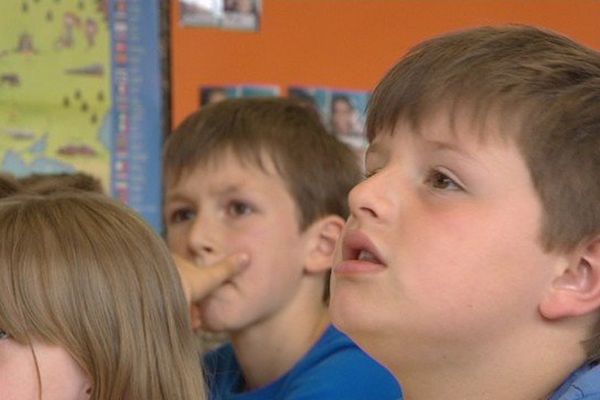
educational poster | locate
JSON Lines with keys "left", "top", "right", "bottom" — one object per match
{"left": 0, "top": 0, "right": 164, "bottom": 231}
{"left": 198, "top": 83, "right": 279, "bottom": 106}
{"left": 180, "top": 0, "right": 260, "bottom": 31}
{"left": 0, "top": 1, "right": 110, "bottom": 181}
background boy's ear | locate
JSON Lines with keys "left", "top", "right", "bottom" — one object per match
{"left": 303, "top": 215, "right": 345, "bottom": 274}
{"left": 540, "top": 236, "right": 600, "bottom": 320}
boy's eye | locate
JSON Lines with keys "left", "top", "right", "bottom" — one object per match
{"left": 168, "top": 208, "right": 196, "bottom": 224}
{"left": 0, "top": 330, "right": 9, "bottom": 340}
{"left": 226, "top": 200, "right": 253, "bottom": 217}
{"left": 426, "top": 170, "right": 463, "bottom": 191}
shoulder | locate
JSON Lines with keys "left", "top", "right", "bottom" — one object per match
{"left": 281, "top": 326, "right": 402, "bottom": 399}
{"left": 550, "top": 363, "right": 600, "bottom": 400}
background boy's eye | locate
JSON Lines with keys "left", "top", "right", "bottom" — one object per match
{"left": 227, "top": 200, "right": 252, "bottom": 216}
{"left": 169, "top": 208, "right": 196, "bottom": 224}
{"left": 426, "top": 170, "right": 463, "bottom": 191}
{"left": 0, "top": 330, "right": 9, "bottom": 340}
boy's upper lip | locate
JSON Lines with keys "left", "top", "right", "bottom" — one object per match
{"left": 341, "top": 229, "right": 385, "bottom": 265}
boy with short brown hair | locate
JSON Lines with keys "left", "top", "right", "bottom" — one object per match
{"left": 163, "top": 98, "right": 401, "bottom": 399}
{"left": 330, "top": 25, "right": 600, "bottom": 400}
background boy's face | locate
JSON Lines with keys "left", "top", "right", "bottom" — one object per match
{"left": 164, "top": 151, "right": 309, "bottom": 332}
{"left": 330, "top": 111, "right": 564, "bottom": 367}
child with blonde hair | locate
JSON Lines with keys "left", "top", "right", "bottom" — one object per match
{"left": 0, "top": 191, "right": 206, "bottom": 399}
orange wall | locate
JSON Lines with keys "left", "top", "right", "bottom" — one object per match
{"left": 171, "top": 0, "right": 600, "bottom": 127}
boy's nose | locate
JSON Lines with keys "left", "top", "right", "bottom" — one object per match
{"left": 348, "top": 171, "right": 394, "bottom": 223}
{"left": 187, "top": 216, "right": 219, "bottom": 263}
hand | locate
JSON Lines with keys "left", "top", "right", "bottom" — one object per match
{"left": 173, "top": 253, "right": 249, "bottom": 331}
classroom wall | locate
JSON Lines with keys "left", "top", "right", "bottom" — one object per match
{"left": 170, "top": 0, "right": 600, "bottom": 127}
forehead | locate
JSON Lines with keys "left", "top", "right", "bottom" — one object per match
{"left": 366, "top": 106, "right": 518, "bottom": 160}
{"left": 167, "top": 146, "right": 281, "bottom": 186}
{"left": 369, "top": 101, "right": 519, "bottom": 147}
{"left": 165, "top": 149, "right": 288, "bottom": 196}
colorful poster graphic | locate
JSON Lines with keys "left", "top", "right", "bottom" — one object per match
{"left": 0, "top": 1, "right": 111, "bottom": 183}
{"left": 0, "top": 0, "right": 164, "bottom": 231}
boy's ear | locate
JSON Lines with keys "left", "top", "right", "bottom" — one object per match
{"left": 539, "top": 236, "right": 600, "bottom": 320}
{"left": 303, "top": 215, "right": 345, "bottom": 274}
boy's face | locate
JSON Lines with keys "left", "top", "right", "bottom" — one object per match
{"left": 330, "top": 110, "right": 564, "bottom": 365}
{"left": 164, "top": 151, "right": 310, "bottom": 332}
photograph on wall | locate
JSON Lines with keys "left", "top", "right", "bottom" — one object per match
{"left": 199, "top": 85, "right": 235, "bottom": 105}
{"left": 222, "top": 0, "right": 261, "bottom": 31}
{"left": 327, "top": 89, "right": 370, "bottom": 157}
{"left": 0, "top": 0, "right": 164, "bottom": 231}
{"left": 199, "top": 83, "right": 279, "bottom": 106}
{"left": 179, "top": 0, "right": 222, "bottom": 27}
{"left": 288, "top": 86, "right": 329, "bottom": 125}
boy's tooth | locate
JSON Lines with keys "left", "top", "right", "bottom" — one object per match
{"left": 358, "top": 250, "right": 377, "bottom": 262}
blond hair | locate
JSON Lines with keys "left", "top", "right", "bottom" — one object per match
{"left": 0, "top": 192, "right": 205, "bottom": 399}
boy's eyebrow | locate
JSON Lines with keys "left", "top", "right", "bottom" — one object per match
{"left": 164, "top": 183, "right": 248, "bottom": 203}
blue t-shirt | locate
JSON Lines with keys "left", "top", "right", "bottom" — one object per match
{"left": 550, "top": 362, "right": 600, "bottom": 400}
{"left": 203, "top": 325, "right": 402, "bottom": 400}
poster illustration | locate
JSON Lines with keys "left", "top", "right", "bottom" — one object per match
{"left": 0, "top": 0, "right": 164, "bottom": 230}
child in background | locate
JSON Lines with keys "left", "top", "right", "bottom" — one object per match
{"left": 0, "top": 192, "right": 205, "bottom": 400}
{"left": 163, "top": 98, "right": 401, "bottom": 399}
{"left": 330, "top": 25, "right": 600, "bottom": 399}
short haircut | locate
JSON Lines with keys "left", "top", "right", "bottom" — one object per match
{"left": 0, "top": 192, "right": 205, "bottom": 399}
{"left": 367, "top": 24, "right": 600, "bottom": 360}
{"left": 0, "top": 173, "right": 21, "bottom": 198}
{"left": 18, "top": 172, "right": 104, "bottom": 195}
{"left": 164, "top": 97, "right": 361, "bottom": 231}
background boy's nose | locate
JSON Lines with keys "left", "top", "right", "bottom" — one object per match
{"left": 187, "top": 217, "right": 219, "bottom": 262}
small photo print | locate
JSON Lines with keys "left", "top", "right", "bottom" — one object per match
{"left": 199, "top": 84, "right": 280, "bottom": 107}
{"left": 327, "top": 89, "right": 370, "bottom": 153}
{"left": 222, "top": 0, "right": 261, "bottom": 31}
{"left": 238, "top": 84, "right": 279, "bottom": 98}
{"left": 288, "top": 86, "right": 329, "bottom": 125}
{"left": 179, "top": 0, "right": 223, "bottom": 27}
{"left": 199, "top": 85, "right": 235, "bottom": 106}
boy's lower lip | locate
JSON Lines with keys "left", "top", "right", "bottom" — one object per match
{"left": 333, "top": 260, "right": 386, "bottom": 275}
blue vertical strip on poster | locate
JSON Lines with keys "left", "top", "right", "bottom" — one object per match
{"left": 109, "top": 0, "right": 163, "bottom": 231}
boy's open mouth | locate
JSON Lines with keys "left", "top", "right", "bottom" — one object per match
{"left": 342, "top": 231, "right": 384, "bottom": 265}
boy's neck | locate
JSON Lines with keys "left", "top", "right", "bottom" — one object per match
{"left": 389, "top": 323, "right": 586, "bottom": 400}
{"left": 230, "top": 292, "right": 330, "bottom": 390}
